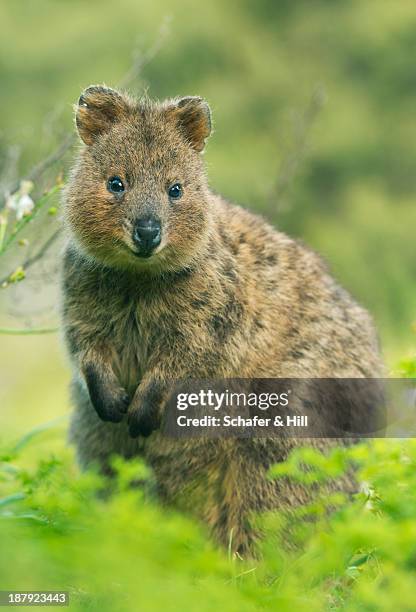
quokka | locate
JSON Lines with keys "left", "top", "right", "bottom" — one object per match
{"left": 62, "top": 85, "right": 383, "bottom": 554}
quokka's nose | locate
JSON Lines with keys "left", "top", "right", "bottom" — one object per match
{"left": 132, "top": 216, "right": 162, "bottom": 257}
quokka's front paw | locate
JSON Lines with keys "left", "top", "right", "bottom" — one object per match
{"left": 84, "top": 364, "right": 130, "bottom": 423}
{"left": 127, "top": 401, "right": 161, "bottom": 438}
{"left": 127, "top": 379, "right": 166, "bottom": 437}
{"left": 96, "top": 389, "right": 130, "bottom": 423}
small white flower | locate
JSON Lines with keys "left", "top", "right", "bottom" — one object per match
{"left": 15, "top": 193, "right": 35, "bottom": 220}
{"left": 6, "top": 193, "right": 35, "bottom": 220}
{"left": 5, "top": 180, "right": 35, "bottom": 220}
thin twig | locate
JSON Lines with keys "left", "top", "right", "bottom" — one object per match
{"left": 8, "top": 135, "right": 75, "bottom": 197}
{"left": 21, "top": 228, "right": 62, "bottom": 273}
{"left": 0, "top": 227, "right": 61, "bottom": 286}
{"left": 118, "top": 17, "right": 171, "bottom": 90}
{"left": 270, "top": 84, "right": 327, "bottom": 212}
{"left": 0, "top": 327, "right": 58, "bottom": 335}
{"left": 0, "top": 145, "right": 20, "bottom": 195}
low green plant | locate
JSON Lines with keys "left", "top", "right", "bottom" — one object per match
{"left": 2, "top": 421, "right": 416, "bottom": 611}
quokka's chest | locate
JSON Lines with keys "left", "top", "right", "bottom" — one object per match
{"left": 106, "top": 292, "right": 183, "bottom": 391}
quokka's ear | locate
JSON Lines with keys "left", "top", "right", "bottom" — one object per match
{"left": 167, "top": 96, "right": 212, "bottom": 152}
{"left": 75, "top": 85, "right": 130, "bottom": 145}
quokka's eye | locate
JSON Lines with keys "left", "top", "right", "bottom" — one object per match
{"left": 107, "top": 176, "right": 125, "bottom": 194}
{"left": 168, "top": 183, "right": 183, "bottom": 199}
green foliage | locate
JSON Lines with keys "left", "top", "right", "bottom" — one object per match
{"left": 397, "top": 354, "right": 416, "bottom": 378}
{"left": 2, "top": 424, "right": 416, "bottom": 611}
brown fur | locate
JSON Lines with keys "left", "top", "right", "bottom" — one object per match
{"left": 62, "top": 85, "right": 383, "bottom": 555}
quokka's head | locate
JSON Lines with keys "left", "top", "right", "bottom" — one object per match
{"left": 65, "top": 85, "right": 213, "bottom": 272}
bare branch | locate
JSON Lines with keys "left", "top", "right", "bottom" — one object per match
{"left": 0, "top": 145, "right": 21, "bottom": 195}
{"left": 0, "top": 326, "right": 58, "bottom": 335}
{"left": 118, "top": 17, "right": 171, "bottom": 90}
{"left": 0, "top": 227, "right": 61, "bottom": 287}
{"left": 8, "top": 135, "right": 75, "bottom": 197}
{"left": 269, "top": 84, "right": 327, "bottom": 212}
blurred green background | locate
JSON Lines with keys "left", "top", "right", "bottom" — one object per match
{"left": 1, "top": 0, "right": 416, "bottom": 439}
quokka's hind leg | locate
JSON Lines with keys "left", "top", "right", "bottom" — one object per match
{"left": 200, "top": 444, "right": 279, "bottom": 557}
